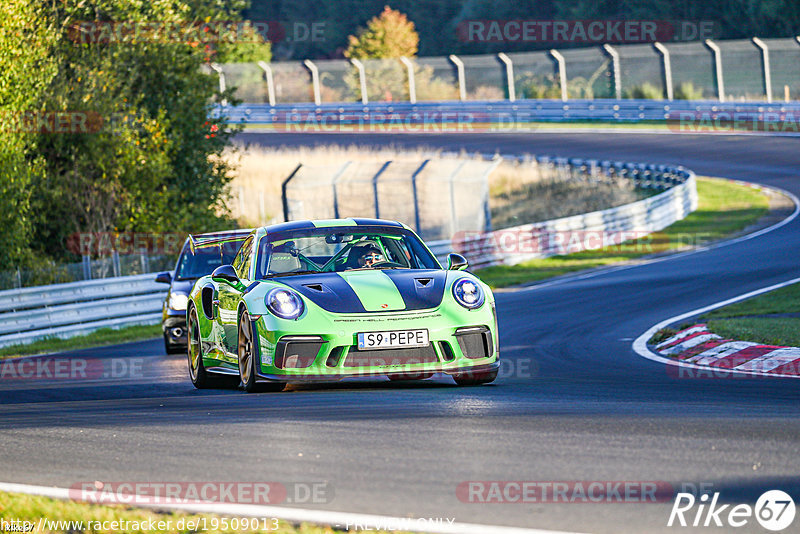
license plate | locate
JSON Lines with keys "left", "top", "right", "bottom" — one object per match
{"left": 357, "top": 329, "right": 429, "bottom": 350}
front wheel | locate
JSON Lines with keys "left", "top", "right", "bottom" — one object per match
{"left": 452, "top": 368, "right": 498, "bottom": 386}
{"left": 188, "top": 305, "right": 230, "bottom": 389}
{"left": 238, "top": 311, "right": 285, "bottom": 393}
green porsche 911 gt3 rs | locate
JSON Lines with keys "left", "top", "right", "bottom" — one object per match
{"left": 186, "top": 218, "right": 499, "bottom": 392}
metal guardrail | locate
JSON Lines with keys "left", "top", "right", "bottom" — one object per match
{"left": 0, "top": 273, "right": 166, "bottom": 348}
{"left": 426, "top": 156, "right": 697, "bottom": 268}
{"left": 215, "top": 99, "right": 800, "bottom": 129}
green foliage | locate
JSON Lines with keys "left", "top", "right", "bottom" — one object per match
{"left": 215, "top": 21, "right": 273, "bottom": 63}
{"left": 0, "top": 0, "right": 249, "bottom": 268}
{"left": 345, "top": 6, "right": 419, "bottom": 59}
{"left": 625, "top": 82, "right": 664, "bottom": 100}
{"left": 246, "top": 0, "right": 800, "bottom": 59}
{"left": 517, "top": 75, "right": 593, "bottom": 100}
{"left": 674, "top": 82, "right": 705, "bottom": 100}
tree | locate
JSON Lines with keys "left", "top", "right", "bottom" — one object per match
{"left": 344, "top": 6, "right": 419, "bottom": 59}
{"left": 12, "top": 0, "right": 248, "bottom": 263}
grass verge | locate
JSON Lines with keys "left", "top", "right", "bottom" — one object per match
{"left": 701, "top": 281, "right": 800, "bottom": 346}
{"left": 0, "top": 491, "right": 402, "bottom": 534}
{"left": 0, "top": 324, "right": 161, "bottom": 360}
{"left": 476, "top": 177, "right": 770, "bottom": 288}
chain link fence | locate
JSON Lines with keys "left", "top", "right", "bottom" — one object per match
{"left": 0, "top": 253, "right": 175, "bottom": 291}
{"left": 216, "top": 38, "right": 800, "bottom": 104}
{"left": 282, "top": 157, "right": 500, "bottom": 241}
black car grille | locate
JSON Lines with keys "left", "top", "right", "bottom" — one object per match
{"left": 274, "top": 337, "right": 324, "bottom": 369}
{"left": 343, "top": 345, "right": 438, "bottom": 367}
{"left": 455, "top": 326, "right": 494, "bottom": 359}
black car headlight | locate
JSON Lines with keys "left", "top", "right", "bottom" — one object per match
{"left": 266, "top": 288, "right": 305, "bottom": 320}
{"left": 453, "top": 278, "right": 485, "bottom": 309}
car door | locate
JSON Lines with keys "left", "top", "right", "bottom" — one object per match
{"left": 217, "top": 236, "right": 254, "bottom": 362}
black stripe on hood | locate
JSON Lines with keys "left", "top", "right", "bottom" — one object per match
{"left": 382, "top": 269, "right": 447, "bottom": 311}
{"left": 277, "top": 273, "right": 367, "bottom": 313}
{"left": 276, "top": 269, "right": 448, "bottom": 314}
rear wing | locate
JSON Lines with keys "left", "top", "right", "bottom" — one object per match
{"left": 188, "top": 230, "right": 252, "bottom": 254}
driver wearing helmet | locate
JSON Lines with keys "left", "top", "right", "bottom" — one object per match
{"left": 358, "top": 245, "right": 384, "bottom": 268}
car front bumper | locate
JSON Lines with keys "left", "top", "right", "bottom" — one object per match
{"left": 252, "top": 306, "right": 499, "bottom": 382}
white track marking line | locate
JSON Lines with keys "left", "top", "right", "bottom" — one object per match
{"left": 633, "top": 277, "right": 800, "bottom": 379}
{"left": 734, "top": 348, "right": 800, "bottom": 373}
{"left": 0, "top": 482, "right": 585, "bottom": 534}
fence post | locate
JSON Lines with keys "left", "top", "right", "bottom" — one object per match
{"left": 653, "top": 42, "right": 674, "bottom": 101}
{"left": 400, "top": 57, "right": 417, "bottom": 103}
{"left": 751, "top": 37, "right": 772, "bottom": 103}
{"left": 81, "top": 255, "right": 92, "bottom": 281}
{"left": 112, "top": 250, "right": 121, "bottom": 277}
{"left": 602, "top": 44, "right": 622, "bottom": 100}
{"left": 303, "top": 59, "right": 322, "bottom": 105}
{"left": 449, "top": 54, "right": 467, "bottom": 101}
{"left": 256, "top": 61, "right": 276, "bottom": 106}
{"left": 15, "top": 267, "right": 21, "bottom": 289}
{"left": 497, "top": 53, "right": 516, "bottom": 102}
{"left": 371, "top": 161, "right": 392, "bottom": 218}
{"left": 482, "top": 157, "right": 502, "bottom": 233}
{"left": 281, "top": 164, "right": 303, "bottom": 222}
{"left": 331, "top": 161, "right": 353, "bottom": 219}
{"left": 704, "top": 39, "right": 725, "bottom": 102}
{"left": 447, "top": 161, "right": 468, "bottom": 238}
{"left": 410, "top": 160, "right": 430, "bottom": 233}
{"left": 549, "top": 49, "right": 568, "bottom": 101}
{"left": 349, "top": 58, "right": 369, "bottom": 104}
{"left": 208, "top": 63, "right": 227, "bottom": 106}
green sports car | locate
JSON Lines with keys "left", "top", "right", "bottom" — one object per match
{"left": 186, "top": 218, "right": 499, "bottom": 392}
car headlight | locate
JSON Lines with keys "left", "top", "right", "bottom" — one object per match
{"left": 453, "top": 278, "right": 485, "bottom": 309}
{"left": 168, "top": 293, "right": 189, "bottom": 311}
{"left": 266, "top": 288, "right": 305, "bottom": 320}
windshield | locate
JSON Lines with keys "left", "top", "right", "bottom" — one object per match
{"left": 254, "top": 227, "right": 440, "bottom": 278}
{"left": 175, "top": 240, "right": 245, "bottom": 280}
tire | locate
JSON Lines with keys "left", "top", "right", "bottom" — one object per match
{"left": 388, "top": 372, "right": 434, "bottom": 381}
{"left": 187, "top": 305, "right": 230, "bottom": 389}
{"left": 452, "top": 368, "right": 498, "bottom": 386}
{"left": 238, "top": 311, "right": 285, "bottom": 393}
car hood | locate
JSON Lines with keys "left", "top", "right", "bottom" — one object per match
{"left": 169, "top": 279, "right": 195, "bottom": 295}
{"left": 275, "top": 270, "right": 448, "bottom": 313}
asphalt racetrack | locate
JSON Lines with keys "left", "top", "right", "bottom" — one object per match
{"left": 1, "top": 132, "right": 799, "bottom": 533}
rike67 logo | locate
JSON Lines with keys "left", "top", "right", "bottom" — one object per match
{"left": 668, "top": 490, "right": 795, "bottom": 531}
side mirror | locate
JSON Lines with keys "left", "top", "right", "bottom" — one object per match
{"left": 447, "top": 253, "right": 468, "bottom": 271}
{"left": 155, "top": 271, "right": 172, "bottom": 284}
{"left": 212, "top": 265, "right": 243, "bottom": 290}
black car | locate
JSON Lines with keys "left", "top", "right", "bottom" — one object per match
{"left": 155, "top": 230, "right": 251, "bottom": 354}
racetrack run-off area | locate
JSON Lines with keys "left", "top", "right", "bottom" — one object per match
{"left": 1, "top": 132, "right": 799, "bottom": 534}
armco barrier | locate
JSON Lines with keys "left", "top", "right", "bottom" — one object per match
{"left": 0, "top": 273, "right": 166, "bottom": 349}
{"left": 214, "top": 99, "right": 800, "bottom": 131}
{"left": 426, "top": 156, "right": 697, "bottom": 268}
